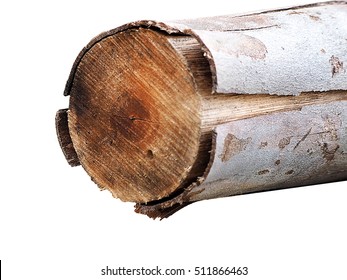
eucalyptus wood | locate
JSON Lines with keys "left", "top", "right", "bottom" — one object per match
{"left": 57, "top": 1, "right": 347, "bottom": 218}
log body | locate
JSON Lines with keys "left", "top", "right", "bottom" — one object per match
{"left": 135, "top": 100, "right": 347, "bottom": 218}
{"left": 56, "top": 2, "right": 347, "bottom": 218}
{"left": 191, "top": 101, "right": 347, "bottom": 202}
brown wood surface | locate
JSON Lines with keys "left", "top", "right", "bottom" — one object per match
{"left": 67, "top": 29, "right": 203, "bottom": 203}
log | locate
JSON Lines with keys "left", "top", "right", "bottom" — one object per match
{"left": 56, "top": 1, "right": 347, "bottom": 218}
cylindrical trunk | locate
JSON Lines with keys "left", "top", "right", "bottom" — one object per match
{"left": 56, "top": 1, "right": 347, "bottom": 218}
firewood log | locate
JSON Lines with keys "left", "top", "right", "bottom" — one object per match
{"left": 56, "top": 2, "right": 347, "bottom": 218}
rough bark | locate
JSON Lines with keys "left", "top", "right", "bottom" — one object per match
{"left": 55, "top": 109, "right": 80, "bottom": 167}
{"left": 56, "top": 1, "right": 347, "bottom": 218}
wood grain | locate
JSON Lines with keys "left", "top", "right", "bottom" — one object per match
{"left": 68, "top": 28, "right": 203, "bottom": 202}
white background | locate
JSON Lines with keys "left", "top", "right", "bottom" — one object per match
{"left": 1, "top": 0, "right": 346, "bottom": 279}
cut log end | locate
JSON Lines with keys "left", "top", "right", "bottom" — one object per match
{"left": 67, "top": 28, "right": 204, "bottom": 203}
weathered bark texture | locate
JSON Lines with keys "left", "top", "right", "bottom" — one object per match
{"left": 191, "top": 101, "right": 347, "bottom": 201}
{"left": 55, "top": 109, "right": 80, "bottom": 167}
{"left": 56, "top": 1, "right": 347, "bottom": 218}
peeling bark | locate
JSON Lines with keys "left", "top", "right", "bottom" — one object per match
{"left": 55, "top": 109, "right": 80, "bottom": 167}
{"left": 189, "top": 101, "right": 347, "bottom": 202}
{"left": 57, "top": 2, "right": 347, "bottom": 218}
